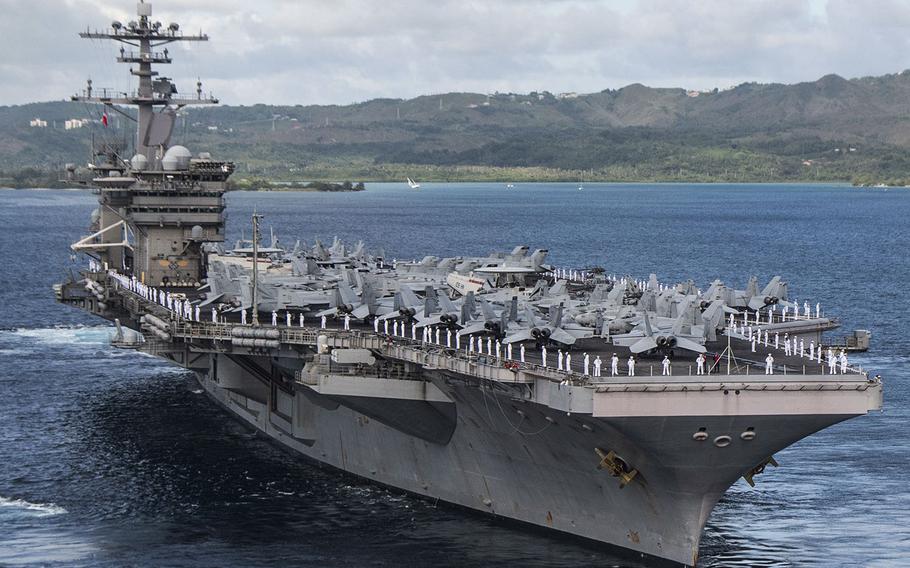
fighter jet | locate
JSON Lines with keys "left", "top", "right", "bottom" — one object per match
{"left": 611, "top": 305, "right": 707, "bottom": 355}
{"left": 501, "top": 303, "right": 591, "bottom": 347}
{"left": 704, "top": 276, "right": 789, "bottom": 312}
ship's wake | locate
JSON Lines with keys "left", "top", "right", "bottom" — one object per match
{"left": 3, "top": 325, "right": 113, "bottom": 346}
{"left": 0, "top": 496, "right": 67, "bottom": 518}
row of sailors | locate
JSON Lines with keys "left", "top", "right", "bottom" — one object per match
{"left": 366, "top": 316, "right": 734, "bottom": 379}
{"left": 756, "top": 350, "right": 848, "bottom": 375}
{"left": 370, "top": 314, "right": 850, "bottom": 376}
{"left": 112, "top": 272, "right": 199, "bottom": 320}
{"left": 733, "top": 321, "right": 851, "bottom": 371}
{"left": 553, "top": 270, "right": 668, "bottom": 293}
{"left": 554, "top": 268, "right": 590, "bottom": 282}
{"left": 728, "top": 304, "right": 824, "bottom": 330}
{"left": 112, "top": 271, "right": 850, "bottom": 377}
{"left": 275, "top": 307, "right": 852, "bottom": 376}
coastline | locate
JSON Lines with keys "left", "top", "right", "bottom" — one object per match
{"left": 1, "top": 164, "right": 869, "bottom": 189}
{"left": 1, "top": 180, "right": 862, "bottom": 192}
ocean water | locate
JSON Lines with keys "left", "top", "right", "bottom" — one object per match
{"left": 0, "top": 183, "right": 907, "bottom": 567}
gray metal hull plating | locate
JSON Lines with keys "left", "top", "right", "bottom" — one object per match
{"left": 198, "top": 355, "right": 855, "bottom": 566}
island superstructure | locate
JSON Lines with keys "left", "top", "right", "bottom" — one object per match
{"left": 67, "top": 0, "right": 230, "bottom": 286}
{"left": 55, "top": 4, "right": 883, "bottom": 566}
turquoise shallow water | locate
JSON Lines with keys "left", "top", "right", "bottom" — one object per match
{"left": 0, "top": 183, "right": 907, "bottom": 566}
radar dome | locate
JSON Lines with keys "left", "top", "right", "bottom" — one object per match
{"left": 161, "top": 145, "right": 192, "bottom": 171}
{"left": 130, "top": 154, "right": 148, "bottom": 170}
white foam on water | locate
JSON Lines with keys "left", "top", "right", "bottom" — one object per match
{"left": 0, "top": 496, "right": 68, "bottom": 517}
{"left": 5, "top": 325, "right": 113, "bottom": 347}
{"left": 0, "top": 348, "right": 27, "bottom": 356}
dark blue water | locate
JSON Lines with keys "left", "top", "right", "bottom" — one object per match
{"left": 0, "top": 184, "right": 907, "bottom": 567}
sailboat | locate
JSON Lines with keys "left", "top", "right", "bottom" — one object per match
{"left": 407, "top": 177, "right": 421, "bottom": 190}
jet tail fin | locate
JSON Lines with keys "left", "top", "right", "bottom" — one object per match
{"left": 424, "top": 287, "right": 438, "bottom": 317}
{"left": 464, "top": 292, "right": 476, "bottom": 317}
{"left": 480, "top": 298, "right": 496, "bottom": 321}
{"left": 643, "top": 311, "right": 654, "bottom": 337}
{"left": 399, "top": 286, "right": 420, "bottom": 308}
{"left": 338, "top": 282, "right": 358, "bottom": 306}
{"left": 549, "top": 303, "right": 564, "bottom": 327}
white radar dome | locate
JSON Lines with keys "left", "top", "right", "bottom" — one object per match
{"left": 130, "top": 154, "right": 148, "bottom": 170}
{"left": 161, "top": 145, "right": 192, "bottom": 171}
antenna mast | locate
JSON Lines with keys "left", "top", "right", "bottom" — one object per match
{"left": 67, "top": 1, "right": 233, "bottom": 290}
{"left": 251, "top": 212, "right": 262, "bottom": 326}
{"left": 72, "top": 1, "right": 217, "bottom": 168}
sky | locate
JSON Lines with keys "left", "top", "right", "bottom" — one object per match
{"left": 2, "top": 0, "right": 910, "bottom": 107}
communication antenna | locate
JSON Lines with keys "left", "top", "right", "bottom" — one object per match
{"left": 251, "top": 211, "right": 263, "bottom": 326}
{"left": 72, "top": 1, "right": 217, "bottom": 167}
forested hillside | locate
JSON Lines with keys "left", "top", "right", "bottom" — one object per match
{"left": 4, "top": 71, "right": 910, "bottom": 185}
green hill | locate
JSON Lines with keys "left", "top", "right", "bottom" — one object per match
{"left": 5, "top": 71, "right": 910, "bottom": 185}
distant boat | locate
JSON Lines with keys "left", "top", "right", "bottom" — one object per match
{"left": 407, "top": 177, "right": 421, "bottom": 190}
{"left": 506, "top": 183, "right": 514, "bottom": 189}
{"left": 577, "top": 184, "right": 584, "bottom": 191}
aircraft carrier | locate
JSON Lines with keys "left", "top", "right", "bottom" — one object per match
{"left": 55, "top": 3, "right": 883, "bottom": 565}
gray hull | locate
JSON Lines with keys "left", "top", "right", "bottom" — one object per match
{"left": 198, "top": 352, "right": 860, "bottom": 566}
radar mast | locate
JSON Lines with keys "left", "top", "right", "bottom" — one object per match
{"left": 68, "top": 1, "right": 233, "bottom": 289}
{"left": 72, "top": 0, "right": 217, "bottom": 168}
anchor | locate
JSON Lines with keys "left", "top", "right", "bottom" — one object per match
{"left": 743, "top": 455, "right": 779, "bottom": 487}
{"left": 595, "top": 448, "right": 639, "bottom": 489}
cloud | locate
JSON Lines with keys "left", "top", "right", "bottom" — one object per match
{"left": 2, "top": 0, "right": 910, "bottom": 106}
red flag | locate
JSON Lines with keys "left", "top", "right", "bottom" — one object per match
{"left": 101, "top": 113, "right": 108, "bottom": 127}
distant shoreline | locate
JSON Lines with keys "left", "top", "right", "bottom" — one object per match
{"left": 1, "top": 180, "right": 865, "bottom": 192}
{"left": 230, "top": 180, "right": 366, "bottom": 192}
{"left": 0, "top": 164, "right": 869, "bottom": 190}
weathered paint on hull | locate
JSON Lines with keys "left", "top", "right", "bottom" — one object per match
{"left": 198, "top": 355, "right": 856, "bottom": 566}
